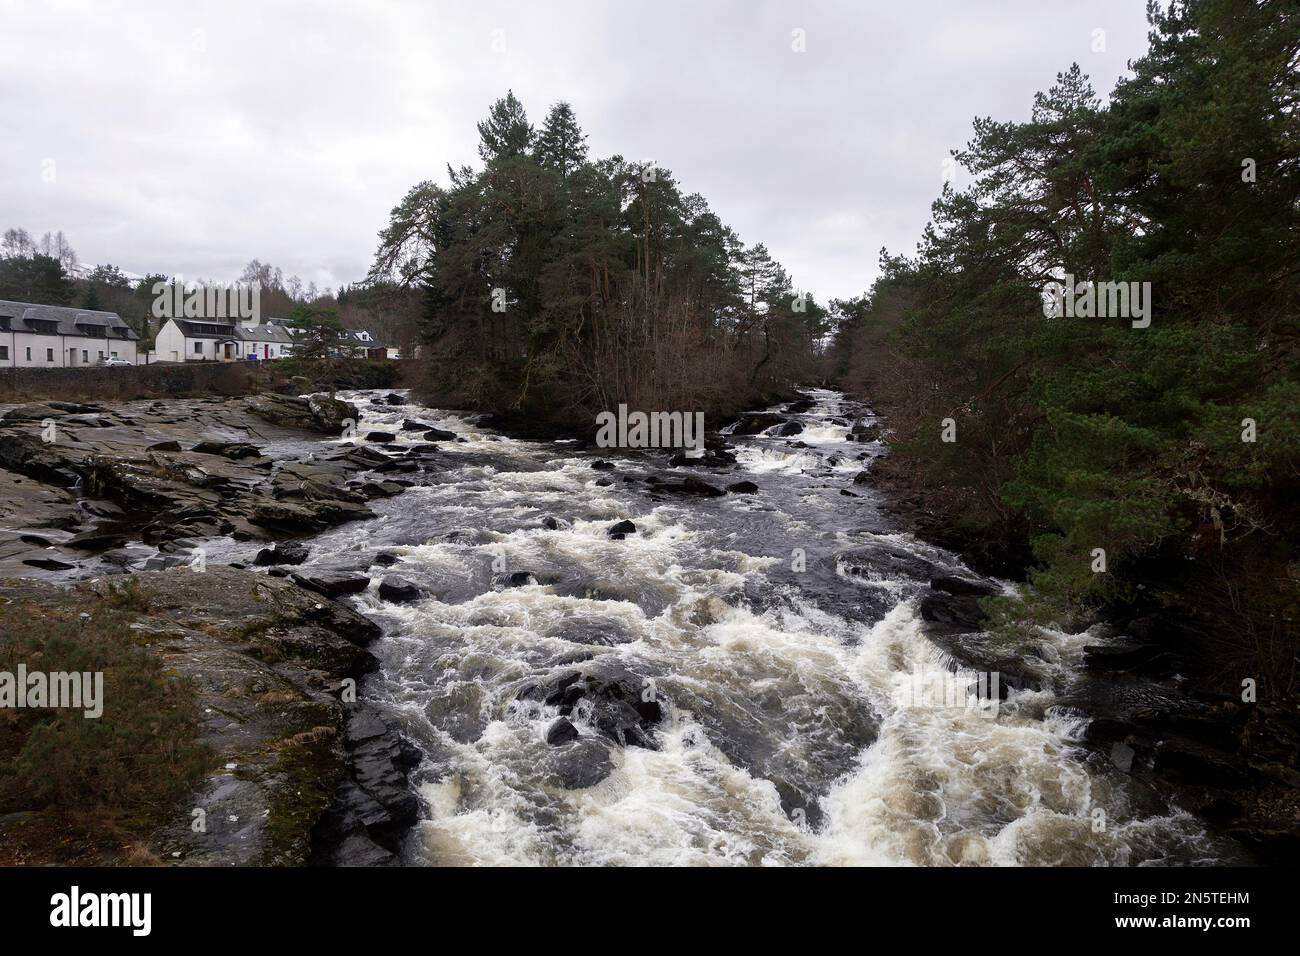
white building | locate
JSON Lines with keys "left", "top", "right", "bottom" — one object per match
{"left": 151, "top": 316, "right": 296, "bottom": 363}
{"left": 0, "top": 300, "right": 140, "bottom": 367}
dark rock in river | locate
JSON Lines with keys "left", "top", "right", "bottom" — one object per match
{"left": 919, "top": 590, "right": 987, "bottom": 632}
{"left": 609, "top": 519, "right": 637, "bottom": 537}
{"left": 730, "top": 413, "right": 786, "bottom": 435}
{"left": 378, "top": 576, "right": 422, "bottom": 603}
{"left": 657, "top": 477, "right": 726, "bottom": 498}
{"left": 292, "top": 571, "right": 372, "bottom": 598}
{"left": 524, "top": 662, "right": 666, "bottom": 752}
{"left": 311, "top": 704, "right": 422, "bottom": 865}
{"left": 422, "top": 428, "right": 457, "bottom": 442}
{"left": 244, "top": 392, "right": 358, "bottom": 434}
{"left": 727, "top": 481, "right": 759, "bottom": 494}
{"left": 254, "top": 542, "right": 309, "bottom": 566}
{"left": 776, "top": 420, "right": 804, "bottom": 437}
{"left": 547, "top": 738, "right": 614, "bottom": 790}
{"left": 546, "top": 717, "right": 581, "bottom": 746}
{"left": 930, "top": 575, "right": 997, "bottom": 597}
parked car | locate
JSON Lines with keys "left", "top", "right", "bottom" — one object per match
{"left": 99, "top": 357, "right": 134, "bottom": 367}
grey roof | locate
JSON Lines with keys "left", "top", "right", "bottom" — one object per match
{"left": 0, "top": 299, "right": 139, "bottom": 340}
{"left": 173, "top": 319, "right": 238, "bottom": 339}
{"left": 236, "top": 324, "right": 295, "bottom": 344}
{"left": 342, "top": 329, "right": 389, "bottom": 349}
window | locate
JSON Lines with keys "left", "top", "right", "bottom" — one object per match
{"left": 110, "top": 351, "right": 118, "bottom": 358}
{"left": 194, "top": 341, "right": 203, "bottom": 354}
{"left": 46, "top": 348, "right": 54, "bottom": 362}
{"left": 25, "top": 347, "right": 31, "bottom": 361}
{"left": 81, "top": 350, "right": 88, "bottom": 363}
{"left": 0, "top": 346, "right": 8, "bottom": 360}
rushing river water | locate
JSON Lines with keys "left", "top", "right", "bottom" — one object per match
{"left": 269, "top": 388, "right": 1229, "bottom": 866}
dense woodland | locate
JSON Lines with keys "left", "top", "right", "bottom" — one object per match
{"left": 828, "top": 0, "right": 1298, "bottom": 691}
{"left": 367, "top": 95, "right": 830, "bottom": 424}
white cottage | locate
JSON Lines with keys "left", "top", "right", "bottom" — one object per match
{"left": 151, "top": 316, "right": 296, "bottom": 362}
{"left": 0, "top": 300, "right": 140, "bottom": 367}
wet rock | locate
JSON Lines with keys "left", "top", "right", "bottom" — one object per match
{"left": 422, "top": 428, "right": 457, "bottom": 442}
{"left": 378, "top": 576, "right": 422, "bottom": 603}
{"left": 852, "top": 470, "right": 872, "bottom": 485}
{"left": 382, "top": 393, "right": 408, "bottom": 406}
{"left": 657, "top": 477, "right": 726, "bottom": 498}
{"left": 192, "top": 440, "right": 263, "bottom": 460}
{"left": 1, "top": 403, "right": 67, "bottom": 422}
{"left": 1083, "top": 642, "right": 1182, "bottom": 677}
{"left": 547, "top": 738, "right": 613, "bottom": 790}
{"left": 919, "top": 591, "right": 987, "bottom": 632}
{"left": 608, "top": 519, "right": 637, "bottom": 536}
{"left": 730, "top": 413, "right": 786, "bottom": 435}
{"left": 776, "top": 420, "right": 804, "bottom": 437}
{"left": 784, "top": 398, "right": 816, "bottom": 414}
{"left": 850, "top": 421, "right": 882, "bottom": 442}
{"left": 292, "top": 571, "right": 372, "bottom": 599}
{"left": 148, "top": 440, "right": 182, "bottom": 452}
{"left": 594, "top": 477, "right": 613, "bottom": 487}
{"left": 727, "top": 481, "right": 759, "bottom": 494}
{"left": 373, "top": 552, "right": 399, "bottom": 567}
{"left": 836, "top": 542, "right": 940, "bottom": 583}
{"left": 930, "top": 575, "right": 997, "bottom": 597}
{"left": 491, "top": 571, "right": 538, "bottom": 588}
{"left": 359, "top": 480, "right": 405, "bottom": 499}
{"left": 531, "top": 663, "right": 665, "bottom": 751}
{"left": 311, "top": 704, "right": 422, "bottom": 864}
{"left": 400, "top": 419, "right": 435, "bottom": 431}
{"left": 22, "top": 557, "right": 76, "bottom": 571}
{"left": 254, "top": 542, "right": 310, "bottom": 566}
{"left": 591, "top": 460, "right": 616, "bottom": 471}
{"left": 244, "top": 393, "right": 357, "bottom": 434}
{"left": 365, "top": 432, "right": 397, "bottom": 444}
{"left": 546, "top": 717, "right": 581, "bottom": 746}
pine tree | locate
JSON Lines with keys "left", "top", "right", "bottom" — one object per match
{"left": 536, "top": 102, "right": 588, "bottom": 181}
{"left": 476, "top": 91, "right": 533, "bottom": 162}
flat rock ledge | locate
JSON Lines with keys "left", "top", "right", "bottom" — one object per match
{"left": 0, "top": 565, "right": 421, "bottom": 866}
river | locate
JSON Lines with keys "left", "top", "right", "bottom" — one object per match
{"left": 228, "top": 387, "right": 1234, "bottom": 865}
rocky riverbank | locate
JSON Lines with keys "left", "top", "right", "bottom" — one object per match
{"left": 851, "top": 402, "right": 1300, "bottom": 865}
{"left": 0, "top": 391, "right": 430, "bottom": 865}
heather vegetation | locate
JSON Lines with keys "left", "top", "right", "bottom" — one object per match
{"left": 0, "top": 599, "right": 209, "bottom": 837}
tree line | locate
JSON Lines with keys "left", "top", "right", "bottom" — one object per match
{"left": 828, "top": 0, "right": 1297, "bottom": 690}
{"left": 368, "top": 93, "right": 831, "bottom": 424}
{"left": 0, "top": 234, "right": 416, "bottom": 354}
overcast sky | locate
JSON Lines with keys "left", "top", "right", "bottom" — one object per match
{"left": 1, "top": 0, "right": 1153, "bottom": 303}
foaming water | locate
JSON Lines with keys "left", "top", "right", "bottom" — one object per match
{"left": 301, "top": 387, "right": 1234, "bottom": 866}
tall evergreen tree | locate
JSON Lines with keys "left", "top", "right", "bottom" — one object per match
{"left": 476, "top": 90, "right": 533, "bottom": 162}
{"left": 536, "top": 102, "right": 588, "bottom": 181}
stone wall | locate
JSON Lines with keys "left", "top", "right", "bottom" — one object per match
{"left": 0, "top": 360, "right": 263, "bottom": 401}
